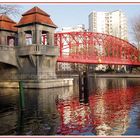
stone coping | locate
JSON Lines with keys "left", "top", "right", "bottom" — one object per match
{"left": 0, "top": 78, "right": 73, "bottom": 89}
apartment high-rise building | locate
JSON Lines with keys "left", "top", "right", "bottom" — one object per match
{"left": 61, "top": 24, "right": 86, "bottom": 32}
{"left": 89, "top": 10, "right": 128, "bottom": 40}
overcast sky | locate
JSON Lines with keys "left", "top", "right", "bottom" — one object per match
{"left": 12, "top": 4, "right": 140, "bottom": 42}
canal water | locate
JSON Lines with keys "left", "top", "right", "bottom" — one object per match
{"left": 1, "top": 77, "right": 140, "bottom": 136}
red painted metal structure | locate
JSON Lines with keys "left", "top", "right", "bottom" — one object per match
{"left": 55, "top": 32, "right": 140, "bottom": 65}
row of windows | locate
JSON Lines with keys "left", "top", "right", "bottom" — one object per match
{"left": 25, "top": 30, "right": 50, "bottom": 46}
{"left": 1, "top": 30, "right": 50, "bottom": 47}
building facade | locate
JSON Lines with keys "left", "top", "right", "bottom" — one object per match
{"left": 89, "top": 10, "right": 128, "bottom": 72}
{"left": 61, "top": 24, "right": 86, "bottom": 32}
{"left": 89, "top": 10, "right": 128, "bottom": 40}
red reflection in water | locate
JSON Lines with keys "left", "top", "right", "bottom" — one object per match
{"left": 56, "top": 86, "right": 140, "bottom": 135}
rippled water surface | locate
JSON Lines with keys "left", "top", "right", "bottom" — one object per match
{"left": 1, "top": 78, "right": 140, "bottom": 136}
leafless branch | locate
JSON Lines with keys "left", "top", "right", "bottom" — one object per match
{"left": 132, "top": 16, "right": 140, "bottom": 49}
{"left": 0, "top": 5, "right": 22, "bottom": 18}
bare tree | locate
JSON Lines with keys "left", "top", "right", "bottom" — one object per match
{"left": 0, "top": 5, "right": 22, "bottom": 17}
{"left": 132, "top": 16, "right": 140, "bottom": 50}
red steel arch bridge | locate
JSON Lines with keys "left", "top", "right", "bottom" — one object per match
{"left": 54, "top": 32, "right": 140, "bottom": 65}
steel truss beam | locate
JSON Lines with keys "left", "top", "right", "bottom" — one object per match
{"left": 55, "top": 32, "right": 140, "bottom": 65}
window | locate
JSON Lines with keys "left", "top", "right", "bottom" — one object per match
{"left": 41, "top": 31, "right": 49, "bottom": 45}
{"left": 7, "top": 36, "right": 15, "bottom": 46}
{"left": 25, "top": 31, "right": 32, "bottom": 45}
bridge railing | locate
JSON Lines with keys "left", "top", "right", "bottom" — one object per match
{"left": 16, "top": 44, "right": 59, "bottom": 56}
{"left": 0, "top": 45, "right": 15, "bottom": 51}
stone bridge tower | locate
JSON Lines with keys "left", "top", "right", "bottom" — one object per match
{"left": 16, "top": 6, "right": 59, "bottom": 80}
{"left": 0, "top": 15, "right": 18, "bottom": 80}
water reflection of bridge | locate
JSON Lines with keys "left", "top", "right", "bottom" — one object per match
{"left": 57, "top": 78, "right": 140, "bottom": 136}
{"left": 1, "top": 78, "right": 140, "bottom": 135}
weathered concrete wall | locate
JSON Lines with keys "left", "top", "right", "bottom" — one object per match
{"left": 23, "top": 78, "right": 73, "bottom": 88}
{"left": 16, "top": 44, "right": 59, "bottom": 80}
{"left": 0, "top": 78, "right": 73, "bottom": 88}
{"left": 0, "top": 46, "right": 18, "bottom": 67}
{"left": 0, "top": 63, "right": 18, "bottom": 80}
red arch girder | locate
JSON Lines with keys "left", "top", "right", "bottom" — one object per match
{"left": 54, "top": 32, "right": 140, "bottom": 65}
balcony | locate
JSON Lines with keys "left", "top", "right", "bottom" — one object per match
{"left": 0, "top": 45, "right": 15, "bottom": 51}
{"left": 16, "top": 44, "right": 59, "bottom": 56}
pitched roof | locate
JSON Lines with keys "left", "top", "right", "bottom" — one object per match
{"left": 17, "top": 6, "right": 57, "bottom": 28}
{"left": 0, "top": 15, "right": 17, "bottom": 32}
{"left": 22, "top": 6, "right": 50, "bottom": 17}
